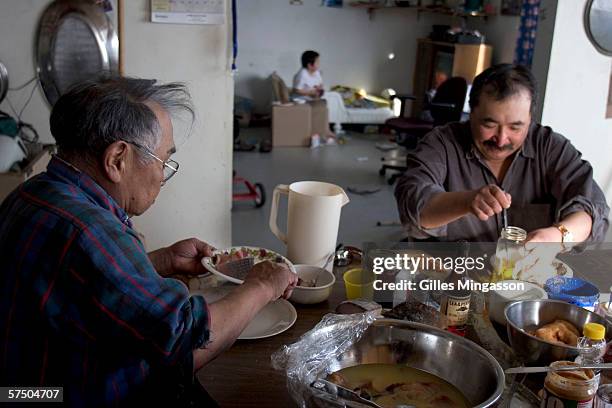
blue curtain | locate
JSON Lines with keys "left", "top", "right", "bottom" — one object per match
{"left": 514, "top": 0, "right": 541, "bottom": 68}
{"left": 322, "top": 0, "right": 343, "bottom": 7}
{"left": 232, "top": 0, "right": 237, "bottom": 72}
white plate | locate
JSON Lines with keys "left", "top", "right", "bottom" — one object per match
{"left": 239, "top": 298, "right": 297, "bottom": 340}
{"left": 489, "top": 254, "right": 573, "bottom": 286}
{"left": 201, "top": 246, "right": 296, "bottom": 284}
{"left": 189, "top": 284, "right": 297, "bottom": 340}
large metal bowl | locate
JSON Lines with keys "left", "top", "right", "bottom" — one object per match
{"left": 308, "top": 318, "right": 504, "bottom": 408}
{"left": 505, "top": 299, "right": 612, "bottom": 365}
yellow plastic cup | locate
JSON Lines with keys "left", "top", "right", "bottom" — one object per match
{"left": 343, "top": 268, "right": 375, "bottom": 300}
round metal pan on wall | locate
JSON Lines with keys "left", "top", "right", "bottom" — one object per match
{"left": 36, "top": 0, "right": 118, "bottom": 107}
{"left": 584, "top": 0, "right": 612, "bottom": 56}
{"left": 0, "top": 61, "right": 8, "bottom": 105}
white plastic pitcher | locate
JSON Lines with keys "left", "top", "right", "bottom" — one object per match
{"left": 269, "top": 181, "right": 349, "bottom": 268}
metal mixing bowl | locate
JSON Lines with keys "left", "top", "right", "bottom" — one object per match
{"left": 308, "top": 318, "right": 504, "bottom": 407}
{"left": 505, "top": 299, "right": 612, "bottom": 365}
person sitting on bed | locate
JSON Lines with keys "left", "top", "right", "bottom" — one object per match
{"left": 292, "top": 50, "right": 336, "bottom": 140}
{"left": 292, "top": 50, "right": 324, "bottom": 100}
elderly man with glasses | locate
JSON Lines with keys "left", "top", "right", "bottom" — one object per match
{"left": 0, "top": 77, "right": 297, "bottom": 407}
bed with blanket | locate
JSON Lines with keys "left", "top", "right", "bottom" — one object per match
{"left": 269, "top": 73, "right": 395, "bottom": 132}
{"left": 323, "top": 86, "right": 396, "bottom": 131}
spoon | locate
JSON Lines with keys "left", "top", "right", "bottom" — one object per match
{"left": 300, "top": 249, "right": 337, "bottom": 287}
{"left": 311, "top": 379, "right": 416, "bottom": 408}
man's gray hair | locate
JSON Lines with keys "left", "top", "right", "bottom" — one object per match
{"left": 50, "top": 76, "right": 194, "bottom": 161}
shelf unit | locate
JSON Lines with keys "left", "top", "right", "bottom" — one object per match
{"left": 349, "top": 3, "right": 496, "bottom": 20}
{"left": 411, "top": 38, "right": 492, "bottom": 117}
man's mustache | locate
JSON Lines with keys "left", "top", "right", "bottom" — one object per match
{"left": 483, "top": 139, "right": 514, "bottom": 151}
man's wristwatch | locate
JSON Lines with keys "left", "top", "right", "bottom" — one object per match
{"left": 555, "top": 223, "right": 574, "bottom": 243}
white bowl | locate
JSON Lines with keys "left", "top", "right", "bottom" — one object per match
{"left": 488, "top": 280, "right": 548, "bottom": 325}
{"left": 289, "top": 265, "right": 336, "bottom": 304}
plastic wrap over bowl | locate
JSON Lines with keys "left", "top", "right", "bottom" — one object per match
{"left": 272, "top": 315, "right": 504, "bottom": 407}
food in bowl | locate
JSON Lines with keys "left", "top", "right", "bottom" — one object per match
{"left": 504, "top": 300, "right": 612, "bottom": 365}
{"left": 532, "top": 319, "right": 579, "bottom": 346}
{"left": 212, "top": 246, "right": 284, "bottom": 265}
{"left": 202, "top": 246, "right": 295, "bottom": 284}
{"left": 327, "top": 363, "right": 470, "bottom": 408}
{"left": 297, "top": 277, "right": 317, "bottom": 287}
{"left": 289, "top": 265, "right": 335, "bottom": 304}
{"left": 297, "top": 319, "right": 504, "bottom": 407}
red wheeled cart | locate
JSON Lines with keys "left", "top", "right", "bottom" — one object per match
{"left": 232, "top": 172, "right": 265, "bottom": 208}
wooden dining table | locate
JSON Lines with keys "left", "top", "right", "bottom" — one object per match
{"left": 196, "top": 264, "right": 353, "bottom": 408}
{"left": 195, "top": 244, "right": 612, "bottom": 407}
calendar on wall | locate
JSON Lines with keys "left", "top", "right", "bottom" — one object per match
{"left": 151, "top": 0, "right": 225, "bottom": 25}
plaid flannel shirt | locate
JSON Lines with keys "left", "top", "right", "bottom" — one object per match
{"left": 0, "top": 156, "right": 210, "bottom": 406}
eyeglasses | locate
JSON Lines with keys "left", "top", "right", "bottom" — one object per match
{"left": 128, "top": 142, "right": 179, "bottom": 184}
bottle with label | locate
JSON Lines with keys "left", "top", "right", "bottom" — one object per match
{"left": 576, "top": 323, "right": 607, "bottom": 387}
{"left": 440, "top": 241, "right": 471, "bottom": 336}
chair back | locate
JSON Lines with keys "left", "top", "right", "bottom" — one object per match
{"left": 430, "top": 77, "right": 468, "bottom": 125}
{"left": 270, "top": 72, "right": 290, "bottom": 104}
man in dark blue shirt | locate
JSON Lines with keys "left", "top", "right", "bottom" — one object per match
{"left": 0, "top": 77, "right": 297, "bottom": 406}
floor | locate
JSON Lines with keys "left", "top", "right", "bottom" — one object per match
{"left": 231, "top": 127, "right": 406, "bottom": 254}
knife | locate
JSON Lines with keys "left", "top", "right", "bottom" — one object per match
{"left": 505, "top": 362, "right": 612, "bottom": 374}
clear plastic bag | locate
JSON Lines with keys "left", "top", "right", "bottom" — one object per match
{"left": 271, "top": 311, "right": 378, "bottom": 407}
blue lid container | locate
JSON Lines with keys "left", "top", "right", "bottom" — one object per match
{"left": 544, "top": 277, "right": 600, "bottom": 307}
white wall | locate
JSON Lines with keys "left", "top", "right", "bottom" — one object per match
{"left": 534, "top": 0, "right": 612, "bottom": 203}
{"left": 235, "top": 0, "right": 450, "bottom": 113}
{"left": 531, "top": 0, "right": 557, "bottom": 121}
{"left": 122, "top": 0, "right": 233, "bottom": 250}
{"left": 469, "top": 0, "right": 520, "bottom": 64}
{"left": 0, "top": 0, "right": 234, "bottom": 250}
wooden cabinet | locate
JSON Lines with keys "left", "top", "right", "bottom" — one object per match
{"left": 411, "top": 38, "right": 493, "bottom": 117}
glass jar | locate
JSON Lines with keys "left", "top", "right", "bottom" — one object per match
{"left": 542, "top": 361, "right": 599, "bottom": 407}
{"left": 492, "top": 226, "right": 527, "bottom": 281}
{"left": 595, "top": 384, "right": 612, "bottom": 407}
{"left": 602, "top": 340, "right": 612, "bottom": 385}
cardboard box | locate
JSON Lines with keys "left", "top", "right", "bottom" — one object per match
{"left": 309, "top": 100, "right": 329, "bottom": 137}
{"left": 0, "top": 144, "right": 55, "bottom": 203}
{"left": 272, "top": 104, "right": 312, "bottom": 147}
{"left": 272, "top": 101, "right": 329, "bottom": 147}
